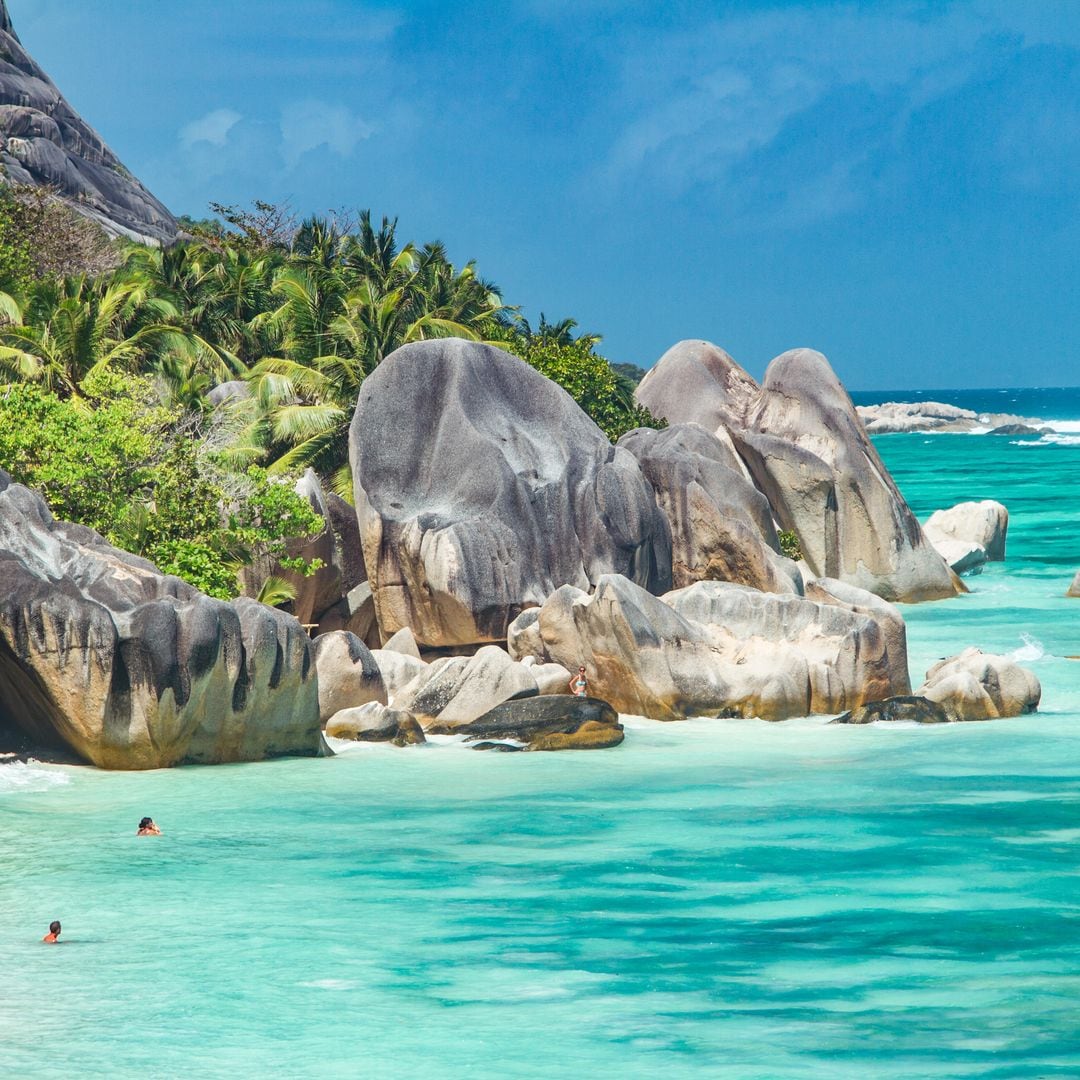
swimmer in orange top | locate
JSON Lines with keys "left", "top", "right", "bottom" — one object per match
{"left": 137, "top": 817, "right": 162, "bottom": 836}
{"left": 42, "top": 920, "right": 61, "bottom": 943}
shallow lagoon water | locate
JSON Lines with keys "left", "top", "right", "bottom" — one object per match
{"left": 4, "top": 395, "right": 1080, "bottom": 1079}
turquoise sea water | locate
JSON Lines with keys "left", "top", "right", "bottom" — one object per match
{"left": 4, "top": 389, "right": 1080, "bottom": 1079}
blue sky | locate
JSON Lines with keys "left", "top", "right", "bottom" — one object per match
{"left": 9, "top": 0, "right": 1080, "bottom": 388}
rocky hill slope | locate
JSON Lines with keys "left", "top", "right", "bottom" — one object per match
{"left": 0, "top": 0, "right": 178, "bottom": 244}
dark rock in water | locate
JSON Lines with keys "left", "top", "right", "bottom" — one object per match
{"left": 349, "top": 339, "right": 671, "bottom": 647}
{"left": 470, "top": 741, "right": 524, "bottom": 752}
{"left": 0, "top": 1, "right": 178, "bottom": 244}
{"left": 459, "top": 694, "right": 624, "bottom": 751}
{"left": 325, "top": 702, "right": 425, "bottom": 746}
{"left": 831, "top": 696, "right": 953, "bottom": 725}
{"left": 988, "top": 424, "right": 1044, "bottom": 436}
{"left": 0, "top": 470, "right": 322, "bottom": 769}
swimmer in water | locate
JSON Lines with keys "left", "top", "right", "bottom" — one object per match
{"left": 137, "top": 817, "right": 162, "bottom": 836}
{"left": 42, "top": 920, "right": 61, "bottom": 943}
{"left": 569, "top": 666, "right": 588, "bottom": 697}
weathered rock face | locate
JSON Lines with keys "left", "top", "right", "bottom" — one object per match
{"left": 917, "top": 648, "right": 1041, "bottom": 721}
{"left": 619, "top": 424, "right": 801, "bottom": 594}
{"left": 740, "top": 350, "right": 958, "bottom": 602}
{"left": 459, "top": 695, "right": 624, "bottom": 751}
{"left": 350, "top": 339, "right": 671, "bottom": 648}
{"left": 635, "top": 340, "right": 758, "bottom": 431}
{"left": 507, "top": 574, "right": 908, "bottom": 721}
{"left": 396, "top": 645, "right": 539, "bottom": 730}
{"left": 924, "top": 501, "right": 1008, "bottom": 562}
{"left": 928, "top": 538, "right": 987, "bottom": 576}
{"left": 312, "top": 631, "right": 386, "bottom": 724}
{"left": 831, "top": 696, "right": 953, "bottom": 725}
{"left": 325, "top": 702, "right": 425, "bottom": 746}
{"left": 0, "top": 472, "right": 321, "bottom": 769}
{"left": 1068, "top": 571, "right": 1080, "bottom": 598}
{"left": 0, "top": 3, "right": 178, "bottom": 244}
{"left": 369, "top": 649, "right": 427, "bottom": 703}
{"left": 635, "top": 342, "right": 962, "bottom": 604}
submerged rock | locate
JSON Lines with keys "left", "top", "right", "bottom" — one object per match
{"left": 460, "top": 695, "right": 624, "bottom": 751}
{"left": 0, "top": 472, "right": 321, "bottom": 769}
{"left": 325, "top": 702, "right": 425, "bottom": 745}
{"left": 917, "top": 648, "right": 1040, "bottom": 720}
{"left": 508, "top": 574, "right": 909, "bottom": 722}
{"left": 831, "top": 696, "right": 953, "bottom": 725}
{"left": 349, "top": 339, "right": 671, "bottom": 648}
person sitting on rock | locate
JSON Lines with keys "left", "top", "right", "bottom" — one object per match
{"left": 570, "top": 667, "right": 589, "bottom": 697}
{"left": 42, "top": 920, "right": 61, "bottom": 944}
{"left": 137, "top": 817, "right": 162, "bottom": 836}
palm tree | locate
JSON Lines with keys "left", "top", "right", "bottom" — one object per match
{"left": 0, "top": 276, "right": 192, "bottom": 398}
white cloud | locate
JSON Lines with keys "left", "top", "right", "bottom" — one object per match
{"left": 179, "top": 108, "right": 243, "bottom": 149}
{"left": 279, "top": 100, "right": 374, "bottom": 168}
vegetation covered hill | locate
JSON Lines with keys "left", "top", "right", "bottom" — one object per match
{"left": 0, "top": 193, "right": 661, "bottom": 600}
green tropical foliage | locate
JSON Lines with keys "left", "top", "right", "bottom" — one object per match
{"left": 0, "top": 197, "right": 664, "bottom": 596}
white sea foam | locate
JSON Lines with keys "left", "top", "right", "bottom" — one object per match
{"left": 1009, "top": 633, "right": 1046, "bottom": 663}
{"left": 297, "top": 979, "right": 359, "bottom": 990}
{"left": 0, "top": 761, "right": 70, "bottom": 795}
{"left": 1041, "top": 419, "right": 1080, "bottom": 433}
{"left": 1014, "top": 433, "right": 1080, "bottom": 447}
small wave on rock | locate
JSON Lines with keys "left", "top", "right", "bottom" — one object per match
{"left": 1009, "top": 633, "right": 1046, "bottom": 664}
{"left": 0, "top": 760, "right": 71, "bottom": 795}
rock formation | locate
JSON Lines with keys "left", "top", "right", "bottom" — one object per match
{"left": 396, "top": 646, "right": 539, "bottom": 730}
{"left": 312, "top": 631, "right": 386, "bottom": 724}
{"left": 831, "top": 696, "right": 953, "bottom": 724}
{"left": 923, "top": 501, "right": 1008, "bottom": 566}
{"left": 635, "top": 343, "right": 961, "bottom": 603}
{"left": 1068, "top": 571, "right": 1080, "bottom": 598}
{"left": 635, "top": 340, "right": 758, "bottom": 431}
{"left": 0, "top": 471, "right": 322, "bottom": 769}
{"left": 917, "top": 648, "right": 1040, "bottom": 720}
{"left": 325, "top": 702, "right": 425, "bottom": 745}
{"left": 350, "top": 339, "right": 671, "bottom": 648}
{"left": 618, "top": 424, "right": 801, "bottom": 594}
{"left": 0, "top": 2, "right": 178, "bottom": 244}
{"left": 507, "top": 573, "right": 909, "bottom": 721}
{"left": 459, "top": 695, "right": 624, "bottom": 751}
{"left": 856, "top": 401, "right": 1049, "bottom": 436}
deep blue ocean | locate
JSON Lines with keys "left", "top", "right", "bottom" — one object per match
{"left": 3, "top": 388, "right": 1080, "bottom": 1079}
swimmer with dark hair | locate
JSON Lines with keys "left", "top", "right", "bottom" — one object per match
{"left": 42, "top": 920, "right": 61, "bottom": 943}
{"left": 137, "top": 817, "right": 162, "bottom": 836}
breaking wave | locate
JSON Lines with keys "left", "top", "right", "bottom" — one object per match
{"left": 0, "top": 761, "right": 71, "bottom": 795}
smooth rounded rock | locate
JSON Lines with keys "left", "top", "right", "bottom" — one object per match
{"left": 924, "top": 501, "right": 1008, "bottom": 562}
{"left": 831, "top": 696, "right": 953, "bottom": 725}
{"left": 460, "top": 695, "right": 624, "bottom": 751}
{"left": 917, "top": 648, "right": 1040, "bottom": 720}
{"left": 325, "top": 702, "right": 425, "bottom": 745}
{"left": 312, "top": 631, "right": 387, "bottom": 723}
{"left": 349, "top": 339, "right": 671, "bottom": 648}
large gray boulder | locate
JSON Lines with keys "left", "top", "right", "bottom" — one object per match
{"left": 635, "top": 340, "right": 758, "bottom": 431}
{"left": 312, "top": 631, "right": 386, "bottom": 724}
{"left": 368, "top": 649, "right": 428, "bottom": 704}
{"left": 916, "top": 648, "right": 1041, "bottom": 720}
{"left": 619, "top": 423, "right": 801, "bottom": 594}
{"left": 0, "top": 472, "right": 321, "bottom": 769}
{"left": 507, "top": 574, "right": 908, "bottom": 721}
{"left": 924, "top": 501, "right": 1008, "bottom": 562}
{"left": 738, "top": 350, "right": 959, "bottom": 602}
{"left": 461, "top": 695, "right": 624, "bottom": 751}
{"left": 324, "top": 702, "right": 425, "bottom": 746}
{"left": 349, "top": 339, "right": 671, "bottom": 647}
{"left": 0, "top": 3, "right": 178, "bottom": 244}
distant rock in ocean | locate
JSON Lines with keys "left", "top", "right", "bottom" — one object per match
{"left": 923, "top": 500, "right": 1008, "bottom": 575}
{"left": 0, "top": 0, "right": 178, "bottom": 244}
{"left": 855, "top": 401, "right": 1048, "bottom": 435}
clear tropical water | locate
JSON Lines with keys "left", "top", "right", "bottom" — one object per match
{"left": 4, "top": 389, "right": 1080, "bottom": 1079}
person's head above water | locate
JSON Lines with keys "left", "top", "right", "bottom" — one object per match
{"left": 139, "top": 817, "right": 153, "bottom": 830}
{"left": 42, "top": 920, "right": 61, "bottom": 943}
{"left": 137, "top": 817, "right": 162, "bottom": 835}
